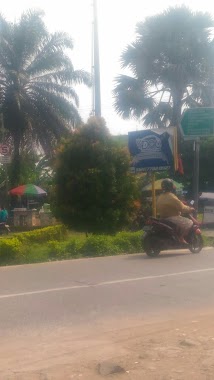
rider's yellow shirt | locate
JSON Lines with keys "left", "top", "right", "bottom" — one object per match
{"left": 157, "top": 192, "right": 192, "bottom": 218}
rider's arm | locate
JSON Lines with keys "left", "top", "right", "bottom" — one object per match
{"left": 171, "top": 194, "right": 193, "bottom": 214}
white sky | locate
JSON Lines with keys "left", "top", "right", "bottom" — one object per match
{"left": 1, "top": 0, "right": 214, "bottom": 134}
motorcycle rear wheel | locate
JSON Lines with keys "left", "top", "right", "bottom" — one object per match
{"left": 144, "top": 235, "right": 160, "bottom": 257}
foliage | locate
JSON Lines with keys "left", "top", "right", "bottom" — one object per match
{"left": 113, "top": 231, "right": 142, "bottom": 252}
{"left": 0, "top": 228, "right": 211, "bottom": 266}
{"left": 0, "top": 230, "right": 143, "bottom": 265}
{"left": 0, "top": 10, "right": 91, "bottom": 186}
{"left": 80, "top": 235, "right": 120, "bottom": 256}
{"left": 114, "top": 6, "right": 214, "bottom": 130}
{"left": 54, "top": 117, "right": 139, "bottom": 234}
{"left": 13, "top": 225, "right": 67, "bottom": 244}
{"left": 0, "top": 238, "right": 22, "bottom": 262}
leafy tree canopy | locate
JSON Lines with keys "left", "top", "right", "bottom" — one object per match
{"left": 0, "top": 10, "right": 91, "bottom": 186}
{"left": 54, "top": 117, "right": 138, "bottom": 233}
{"left": 114, "top": 7, "right": 214, "bottom": 129}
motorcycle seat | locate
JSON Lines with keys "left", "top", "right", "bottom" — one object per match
{"left": 159, "top": 219, "right": 176, "bottom": 229}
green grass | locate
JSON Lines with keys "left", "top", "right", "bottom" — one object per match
{"left": 0, "top": 230, "right": 143, "bottom": 266}
{"left": 0, "top": 226, "right": 212, "bottom": 267}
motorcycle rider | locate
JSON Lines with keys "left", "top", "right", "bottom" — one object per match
{"left": 157, "top": 179, "right": 194, "bottom": 244}
{"left": 0, "top": 206, "right": 8, "bottom": 223}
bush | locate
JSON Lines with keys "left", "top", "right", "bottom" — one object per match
{"left": 13, "top": 225, "right": 67, "bottom": 244}
{"left": 54, "top": 118, "right": 139, "bottom": 234}
{"left": 0, "top": 238, "right": 22, "bottom": 263}
{"left": 114, "top": 231, "right": 142, "bottom": 253}
{"left": 64, "top": 238, "right": 85, "bottom": 258}
{"left": 0, "top": 230, "right": 144, "bottom": 266}
{"left": 80, "top": 235, "right": 119, "bottom": 257}
{"left": 19, "top": 244, "right": 51, "bottom": 264}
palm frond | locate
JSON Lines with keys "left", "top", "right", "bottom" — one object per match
{"left": 0, "top": 10, "right": 90, "bottom": 164}
{"left": 114, "top": 6, "right": 214, "bottom": 128}
{"left": 143, "top": 102, "right": 172, "bottom": 128}
{"left": 114, "top": 75, "right": 155, "bottom": 119}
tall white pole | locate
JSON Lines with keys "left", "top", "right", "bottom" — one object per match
{"left": 92, "top": 0, "right": 101, "bottom": 117}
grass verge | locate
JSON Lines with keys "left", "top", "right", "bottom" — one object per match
{"left": 0, "top": 227, "right": 211, "bottom": 267}
{"left": 0, "top": 229, "right": 143, "bottom": 266}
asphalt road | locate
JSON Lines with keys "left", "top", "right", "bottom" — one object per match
{"left": 0, "top": 247, "right": 214, "bottom": 335}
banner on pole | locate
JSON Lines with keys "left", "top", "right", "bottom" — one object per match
{"left": 128, "top": 128, "right": 177, "bottom": 173}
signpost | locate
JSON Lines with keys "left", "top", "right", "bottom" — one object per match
{"left": 0, "top": 156, "right": 11, "bottom": 164}
{"left": 0, "top": 144, "right": 10, "bottom": 156}
{"left": 128, "top": 128, "right": 178, "bottom": 173}
{"left": 181, "top": 108, "right": 214, "bottom": 214}
{"left": 203, "top": 206, "right": 214, "bottom": 224}
{"left": 180, "top": 108, "right": 214, "bottom": 138}
{"left": 128, "top": 128, "right": 178, "bottom": 217}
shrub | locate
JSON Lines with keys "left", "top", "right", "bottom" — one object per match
{"left": 114, "top": 231, "right": 142, "bottom": 253}
{"left": 0, "top": 230, "right": 144, "bottom": 266}
{"left": 13, "top": 225, "right": 67, "bottom": 244}
{"left": 0, "top": 238, "right": 22, "bottom": 263}
{"left": 19, "top": 244, "right": 51, "bottom": 264}
{"left": 80, "top": 235, "right": 120, "bottom": 257}
{"left": 54, "top": 118, "right": 139, "bottom": 234}
{"left": 63, "top": 238, "right": 84, "bottom": 258}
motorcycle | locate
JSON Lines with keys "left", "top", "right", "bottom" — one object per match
{"left": 0, "top": 222, "right": 10, "bottom": 235}
{"left": 143, "top": 214, "right": 203, "bottom": 257}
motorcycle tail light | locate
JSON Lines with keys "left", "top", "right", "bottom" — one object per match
{"left": 195, "top": 228, "right": 201, "bottom": 235}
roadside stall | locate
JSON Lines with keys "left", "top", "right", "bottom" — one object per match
{"left": 9, "top": 184, "right": 48, "bottom": 227}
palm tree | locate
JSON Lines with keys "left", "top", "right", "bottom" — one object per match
{"left": 0, "top": 10, "right": 91, "bottom": 186}
{"left": 114, "top": 7, "right": 214, "bottom": 132}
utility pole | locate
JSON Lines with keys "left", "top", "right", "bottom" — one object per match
{"left": 193, "top": 138, "right": 200, "bottom": 216}
{"left": 92, "top": 0, "right": 101, "bottom": 117}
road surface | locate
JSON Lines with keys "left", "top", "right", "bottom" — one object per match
{"left": 1, "top": 248, "right": 214, "bottom": 379}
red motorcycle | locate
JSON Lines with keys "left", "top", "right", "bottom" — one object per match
{"left": 143, "top": 214, "right": 203, "bottom": 257}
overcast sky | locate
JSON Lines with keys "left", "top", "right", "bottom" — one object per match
{"left": 1, "top": 0, "right": 214, "bottom": 134}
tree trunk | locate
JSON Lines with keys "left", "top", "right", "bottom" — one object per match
{"left": 11, "top": 135, "right": 21, "bottom": 188}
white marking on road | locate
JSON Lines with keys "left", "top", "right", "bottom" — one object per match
{"left": 1, "top": 267, "right": 214, "bottom": 300}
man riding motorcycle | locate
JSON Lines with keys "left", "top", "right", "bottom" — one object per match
{"left": 156, "top": 179, "right": 194, "bottom": 244}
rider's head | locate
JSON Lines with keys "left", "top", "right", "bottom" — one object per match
{"left": 161, "top": 178, "right": 175, "bottom": 193}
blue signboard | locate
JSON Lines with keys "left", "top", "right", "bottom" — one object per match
{"left": 128, "top": 128, "right": 175, "bottom": 173}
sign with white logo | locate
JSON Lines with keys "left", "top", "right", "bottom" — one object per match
{"left": 128, "top": 128, "right": 176, "bottom": 173}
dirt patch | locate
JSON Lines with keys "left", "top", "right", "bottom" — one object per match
{"left": 2, "top": 312, "right": 214, "bottom": 380}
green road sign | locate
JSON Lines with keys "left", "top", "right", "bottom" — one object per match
{"left": 180, "top": 108, "right": 214, "bottom": 137}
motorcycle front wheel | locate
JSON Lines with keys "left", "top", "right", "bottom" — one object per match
{"left": 189, "top": 233, "right": 203, "bottom": 254}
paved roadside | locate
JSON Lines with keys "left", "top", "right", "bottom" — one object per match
{"left": 0, "top": 248, "right": 214, "bottom": 379}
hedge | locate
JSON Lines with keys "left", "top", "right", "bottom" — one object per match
{"left": 0, "top": 230, "right": 143, "bottom": 265}
{"left": 0, "top": 238, "right": 22, "bottom": 262}
{"left": 13, "top": 225, "right": 67, "bottom": 244}
{"left": 0, "top": 229, "right": 210, "bottom": 266}
{"left": 18, "top": 231, "right": 143, "bottom": 264}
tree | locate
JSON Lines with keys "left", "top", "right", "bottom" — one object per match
{"left": 0, "top": 10, "right": 91, "bottom": 186}
{"left": 114, "top": 7, "right": 214, "bottom": 131}
{"left": 54, "top": 117, "right": 138, "bottom": 234}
